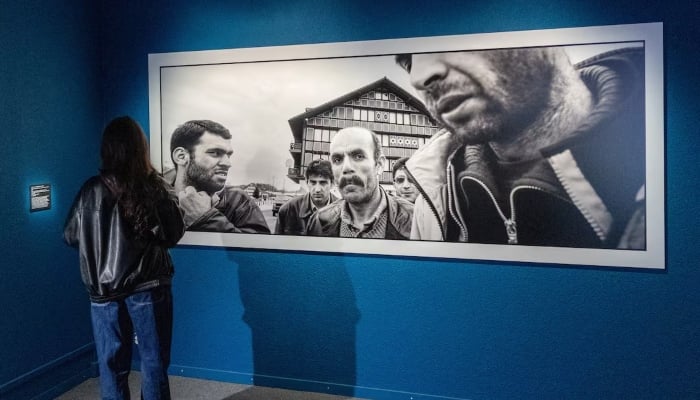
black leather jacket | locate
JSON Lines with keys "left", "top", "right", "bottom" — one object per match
{"left": 306, "top": 188, "right": 413, "bottom": 239}
{"left": 275, "top": 192, "right": 339, "bottom": 235}
{"left": 64, "top": 176, "right": 185, "bottom": 302}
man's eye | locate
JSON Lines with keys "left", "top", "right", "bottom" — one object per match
{"left": 353, "top": 154, "right": 365, "bottom": 161}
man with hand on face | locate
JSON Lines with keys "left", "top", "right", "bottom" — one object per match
{"left": 306, "top": 127, "right": 413, "bottom": 239}
{"left": 275, "top": 159, "right": 338, "bottom": 235}
{"left": 391, "top": 157, "right": 419, "bottom": 204}
{"left": 170, "top": 120, "right": 270, "bottom": 233}
{"left": 395, "top": 45, "right": 645, "bottom": 248}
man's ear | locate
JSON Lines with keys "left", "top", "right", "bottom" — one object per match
{"left": 376, "top": 155, "right": 386, "bottom": 176}
{"left": 172, "top": 147, "right": 190, "bottom": 167}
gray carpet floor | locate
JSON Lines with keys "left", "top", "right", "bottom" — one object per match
{"left": 55, "top": 372, "right": 367, "bottom": 399}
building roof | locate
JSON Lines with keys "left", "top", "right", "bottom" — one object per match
{"left": 287, "top": 77, "right": 433, "bottom": 142}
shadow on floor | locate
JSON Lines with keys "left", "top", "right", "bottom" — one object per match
{"left": 221, "top": 385, "right": 362, "bottom": 400}
{"left": 55, "top": 373, "right": 367, "bottom": 400}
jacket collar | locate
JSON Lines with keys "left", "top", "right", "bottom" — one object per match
{"left": 299, "top": 192, "right": 338, "bottom": 219}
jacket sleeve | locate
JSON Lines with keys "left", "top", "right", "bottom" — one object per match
{"left": 63, "top": 191, "right": 83, "bottom": 248}
{"left": 188, "top": 208, "right": 239, "bottom": 232}
{"left": 410, "top": 194, "right": 444, "bottom": 241}
{"left": 154, "top": 194, "right": 186, "bottom": 248}
{"left": 229, "top": 196, "right": 271, "bottom": 234}
{"left": 405, "top": 129, "right": 458, "bottom": 242}
{"left": 616, "top": 185, "right": 646, "bottom": 250}
{"left": 188, "top": 190, "right": 271, "bottom": 234}
{"left": 304, "top": 213, "right": 322, "bottom": 237}
{"left": 274, "top": 204, "right": 287, "bottom": 234}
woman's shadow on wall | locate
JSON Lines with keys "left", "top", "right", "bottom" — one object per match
{"left": 234, "top": 250, "right": 359, "bottom": 397}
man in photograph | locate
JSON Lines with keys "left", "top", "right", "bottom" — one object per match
{"left": 391, "top": 157, "right": 419, "bottom": 204}
{"left": 170, "top": 119, "right": 270, "bottom": 233}
{"left": 306, "top": 127, "right": 413, "bottom": 239}
{"left": 275, "top": 159, "right": 338, "bottom": 235}
{"left": 395, "top": 46, "right": 645, "bottom": 248}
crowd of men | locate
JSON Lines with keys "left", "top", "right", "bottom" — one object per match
{"left": 166, "top": 43, "right": 646, "bottom": 249}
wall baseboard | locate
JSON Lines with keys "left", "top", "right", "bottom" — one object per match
{"left": 168, "top": 365, "right": 469, "bottom": 400}
{"left": 0, "top": 343, "right": 97, "bottom": 400}
{"left": 169, "top": 365, "right": 357, "bottom": 396}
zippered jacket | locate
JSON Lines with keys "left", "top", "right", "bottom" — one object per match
{"left": 306, "top": 188, "right": 413, "bottom": 239}
{"left": 64, "top": 176, "right": 185, "bottom": 302}
{"left": 406, "top": 47, "right": 646, "bottom": 249}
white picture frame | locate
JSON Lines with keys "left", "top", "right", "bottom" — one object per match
{"left": 149, "top": 22, "right": 664, "bottom": 269}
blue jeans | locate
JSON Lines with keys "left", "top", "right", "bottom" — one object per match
{"left": 90, "top": 286, "right": 173, "bottom": 400}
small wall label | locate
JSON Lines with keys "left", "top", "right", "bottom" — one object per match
{"left": 30, "top": 184, "right": 51, "bottom": 212}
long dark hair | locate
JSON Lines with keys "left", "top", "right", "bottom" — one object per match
{"left": 100, "top": 116, "right": 168, "bottom": 238}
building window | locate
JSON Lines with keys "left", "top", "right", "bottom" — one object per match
{"left": 353, "top": 109, "right": 361, "bottom": 120}
{"left": 360, "top": 109, "right": 368, "bottom": 121}
{"left": 389, "top": 112, "right": 396, "bottom": 124}
{"left": 314, "top": 129, "right": 322, "bottom": 141}
{"left": 306, "top": 128, "right": 314, "bottom": 140}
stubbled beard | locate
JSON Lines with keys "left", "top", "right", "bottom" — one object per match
{"left": 310, "top": 192, "right": 329, "bottom": 208}
{"left": 423, "top": 82, "right": 502, "bottom": 145}
{"left": 444, "top": 114, "right": 501, "bottom": 145}
{"left": 186, "top": 161, "right": 225, "bottom": 194}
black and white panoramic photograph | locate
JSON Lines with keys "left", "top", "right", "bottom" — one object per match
{"left": 149, "top": 22, "right": 665, "bottom": 268}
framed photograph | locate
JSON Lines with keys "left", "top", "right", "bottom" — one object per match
{"left": 149, "top": 22, "right": 664, "bottom": 269}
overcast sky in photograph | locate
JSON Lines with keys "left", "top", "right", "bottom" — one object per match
{"left": 160, "top": 54, "right": 414, "bottom": 192}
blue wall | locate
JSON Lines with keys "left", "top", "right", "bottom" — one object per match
{"left": 0, "top": 0, "right": 102, "bottom": 398}
{"left": 3, "top": 0, "right": 700, "bottom": 399}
